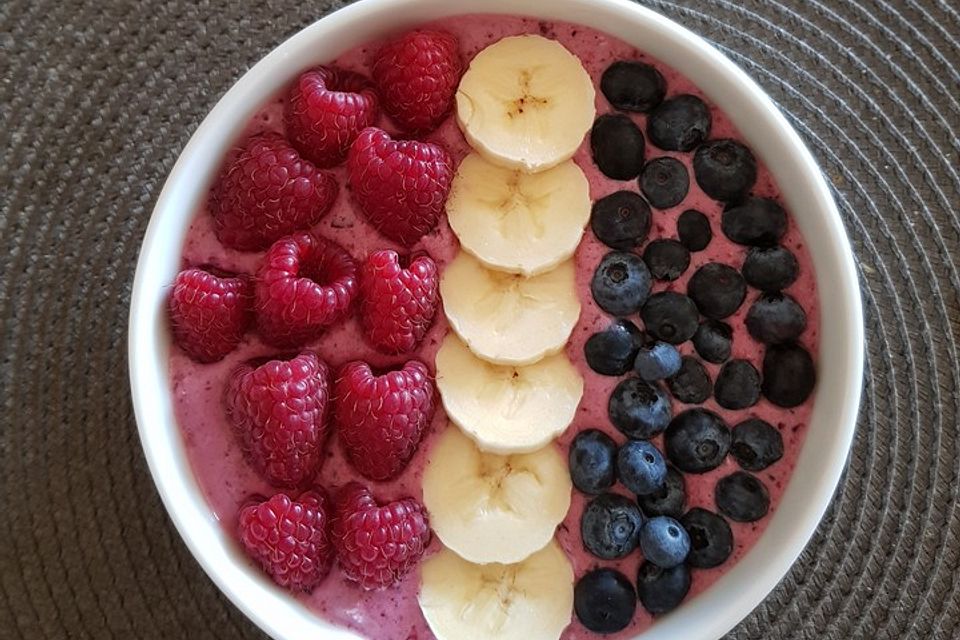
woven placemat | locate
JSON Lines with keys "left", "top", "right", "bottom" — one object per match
{"left": 2, "top": 0, "right": 959, "bottom": 637}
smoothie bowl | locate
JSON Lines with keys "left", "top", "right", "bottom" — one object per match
{"left": 128, "top": 0, "right": 864, "bottom": 639}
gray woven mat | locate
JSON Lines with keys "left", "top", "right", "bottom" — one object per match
{"left": 3, "top": 0, "right": 959, "bottom": 638}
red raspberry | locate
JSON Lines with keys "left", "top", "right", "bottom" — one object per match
{"left": 255, "top": 233, "right": 358, "bottom": 347}
{"left": 372, "top": 30, "right": 461, "bottom": 134}
{"left": 347, "top": 127, "right": 453, "bottom": 246}
{"left": 285, "top": 67, "right": 379, "bottom": 168}
{"left": 209, "top": 133, "right": 338, "bottom": 252}
{"left": 332, "top": 483, "right": 430, "bottom": 590}
{"left": 238, "top": 489, "right": 333, "bottom": 591}
{"left": 168, "top": 266, "right": 252, "bottom": 363}
{"left": 334, "top": 360, "right": 435, "bottom": 481}
{"left": 359, "top": 251, "right": 439, "bottom": 354}
{"left": 225, "top": 351, "right": 331, "bottom": 488}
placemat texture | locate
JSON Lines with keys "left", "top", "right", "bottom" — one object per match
{"left": 2, "top": 0, "right": 959, "bottom": 638}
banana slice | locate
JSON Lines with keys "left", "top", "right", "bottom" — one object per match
{"left": 447, "top": 153, "right": 590, "bottom": 276}
{"left": 440, "top": 251, "right": 580, "bottom": 366}
{"left": 456, "top": 35, "right": 596, "bottom": 173}
{"left": 419, "top": 541, "right": 574, "bottom": 640}
{"left": 435, "top": 333, "right": 583, "bottom": 454}
{"left": 422, "top": 426, "right": 572, "bottom": 565}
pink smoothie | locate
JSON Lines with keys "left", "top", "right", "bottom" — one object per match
{"left": 169, "top": 13, "right": 819, "bottom": 640}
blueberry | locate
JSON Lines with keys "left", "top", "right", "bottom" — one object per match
{"left": 639, "top": 157, "right": 689, "bottom": 209}
{"left": 609, "top": 377, "right": 673, "bottom": 439}
{"left": 591, "top": 113, "right": 646, "bottom": 180}
{"left": 591, "top": 191, "right": 652, "bottom": 250}
{"left": 742, "top": 245, "right": 799, "bottom": 291}
{"left": 667, "top": 356, "right": 712, "bottom": 404}
{"left": 634, "top": 341, "right": 682, "bottom": 382}
{"left": 584, "top": 318, "right": 645, "bottom": 376}
{"left": 687, "top": 262, "right": 746, "bottom": 319}
{"left": 638, "top": 465, "right": 685, "bottom": 518}
{"left": 762, "top": 343, "right": 816, "bottom": 407}
{"left": 618, "top": 440, "right": 667, "bottom": 495}
{"left": 692, "top": 320, "right": 733, "bottom": 364}
{"left": 640, "top": 516, "right": 691, "bottom": 568}
{"left": 745, "top": 293, "right": 807, "bottom": 344}
{"left": 581, "top": 493, "right": 645, "bottom": 559}
{"left": 640, "top": 292, "right": 699, "bottom": 344}
{"left": 637, "top": 562, "right": 691, "bottom": 615}
{"left": 574, "top": 569, "right": 637, "bottom": 633}
{"left": 731, "top": 418, "right": 784, "bottom": 471}
{"left": 591, "top": 251, "right": 652, "bottom": 316}
{"left": 600, "top": 61, "right": 666, "bottom": 113}
{"left": 646, "top": 95, "right": 711, "bottom": 152}
{"left": 715, "top": 471, "right": 770, "bottom": 522}
{"left": 722, "top": 197, "right": 787, "bottom": 247}
{"left": 642, "top": 239, "right": 690, "bottom": 281}
{"left": 714, "top": 359, "right": 761, "bottom": 410}
{"left": 569, "top": 429, "right": 618, "bottom": 494}
{"left": 677, "top": 209, "right": 712, "bottom": 251}
{"left": 681, "top": 508, "right": 734, "bottom": 568}
{"left": 693, "top": 139, "right": 757, "bottom": 202}
{"left": 664, "top": 408, "right": 731, "bottom": 473}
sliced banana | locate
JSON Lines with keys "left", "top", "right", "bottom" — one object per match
{"left": 419, "top": 541, "right": 574, "bottom": 640}
{"left": 440, "top": 251, "right": 580, "bottom": 366}
{"left": 422, "top": 426, "right": 572, "bottom": 565}
{"left": 456, "top": 35, "right": 596, "bottom": 173}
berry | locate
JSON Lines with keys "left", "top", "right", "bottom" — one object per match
{"left": 667, "top": 356, "right": 712, "bottom": 404}
{"left": 225, "top": 352, "right": 331, "bottom": 488}
{"left": 692, "top": 320, "right": 733, "bottom": 364}
{"left": 634, "top": 341, "right": 682, "bottom": 382}
{"left": 638, "top": 466, "right": 686, "bottom": 518}
{"left": 742, "top": 245, "right": 799, "bottom": 291}
{"left": 600, "top": 61, "right": 666, "bottom": 113}
{"left": 590, "top": 113, "right": 645, "bottom": 180}
{"left": 347, "top": 127, "right": 453, "bottom": 246}
{"left": 640, "top": 516, "right": 690, "bottom": 568}
{"left": 584, "top": 318, "right": 644, "bottom": 376}
{"left": 745, "top": 292, "right": 807, "bottom": 344}
{"left": 639, "top": 157, "right": 689, "bottom": 209}
{"left": 664, "top": 408, "right": 731, "bottom": 473}
{"left": 285, "top": 67, "right": 379, "bottom": 167}
{"left": 722, "top": 197, "right": 787, "bottom": 247}
{"left": 569, "top": 429, "right": 618, "bottom": 494}
{"left": 581, "top": 493, "right": 645, "bottom": 559}
{"left": 640, "top": 292, "right": 699, "bottom": 344}
{"left": 687, "top": 262, "right": 746, "bottom": 319}
{"left": 334, "top": 360, "right": 435, "bottom": 481}
{"left": 693, "top": 139, "right": 757, "bottom": 202}
{"left": 642, "top": 239, "right": 690, "bottom": 281}
{"left": 618, "top": 440, "right": 667, "bottom": 496}
{"left": 714, "top": 359, "right": 761, "bottom": 410}
{"left": 715, "top": 471, "right": 770, "bottom": 522}
{"left": 681, "top": 507, "right": 733, "bottom": 568}
{"left": 574, "top": 569, "right": 637, "bottom": 634}
{"left": 608, "top": 378, "right": 672, "bottom": 439}
{"left": 255, "top": 233, "right": 358, "bottom": 347}
{"left": 238, "top": 489, "right": 333, "bottom": 591}
{"left": 637, "top": 562, "right": 691, "bottom": 615}
{"left": 646, "top": 95, "right": 711, "bottom": 152}
{"left": 731, "top": 418, "right": 784, "bottom": 471}
{"left": 371, "top": 30, "right": 461, "bottom": 134}
{"left": 762, "top": 343, "right": 816, "bottom": 407}
{"left": 332, "top": 483, "right": 431, "bottom": 589}
{"left": 590, "top": 190, "right": 651, "bottom": 250}
{"left": 591, "top": 251, "right": 652, "bottom": 316}
{"left": 677, "top": 209, "right": 712, "bottom": 251}
{"left": 169, "top": 267, "right": 251, "bottom": 363}
{"left": 209, "top": 133, "right": 338, "bottom": 251}
{"left": 359, "top": 250, "right": 439, "bottom": 354}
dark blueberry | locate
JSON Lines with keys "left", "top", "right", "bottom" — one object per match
{"left": 681, "top": 508, "right": 734, "bottom": 568}
{"left": 664, "top": 408, "right": 731, "bottom": 473}
{"left": 591, "top": 251, "right": 652, "bottom": 316}
{"left": 715, "top": 471, "right": 770, "bottom": 522}
{"left": 677, "top": 209, "right": 712, "bottom": 251}
{"left": 591, "top": 113, "right": 646, "bottom": 180}
{"left": 745, "top": 293, "right": 807, "bottom": 344}
{"left": 634, "top": 341, "right": 682, "bottom": 382}
{"left": 584, "top": 318, "right": 645, "bottom": 376}
{"left": 639, "top": 157, "right": 689, "bottom": 209}
{"left": 646, "top": 94, "right": 711, "bottom": 152}
{"left": 742, "top": 246, "right": 799, "bottom": 291}
{"left": 731, "top": 418, "right": 784, "bottom": 471}
{"left": 693, "top": 139, "right": 757, "bottom": 202}
{"left": 667, "top": 356, "right": 712, "bottom": 404}
{"left": 638, "top": 466, "right": 685, "bottom": 518}
{"left": 642, "top": 239, "right": 690, "bottom": 281}
{"left": 687, "top": 262, "right": 746, "bottom": 319}
{"left": 609, "top": 378, "right": 673, "bottom": 439}
{"left": 574, "top": 569, "right": 637, "bottom": 633}
{"left": 600, "top": 60, "right": 666, "bottom": 113}
{"left": 722, "top": 197, "right": 787, "bottom": 247}
{"left": 581, "top": 493, "right": 645, "bottom": 559}
{"left": 692, "top": 320, "right": 733, "bottom": 364}
{"left": 640, "top": 516, "right": 690, "bottom": 568}
{"left": 618, "top": 440, "right": 667, "bottom": 496}
{"left": 762, "top": 343, "right": 816, "bottom": 407}
{"left": 637, "top": 562, "right": 691, "bottom": 615}
{"left": 640, "top": 292, "right": 699, "bottom": 344}
{"left": 591, "top": 190, "right": 652, "bottom": 250}
{"left": 569, "top": 429, "right": 618, "bottom": 494}
{"left": 714, "top": 359, "right": 761, "bottom": 410}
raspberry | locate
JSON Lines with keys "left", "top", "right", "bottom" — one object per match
{"left": 285, "top": 67, "right": 379, "bottom": 167}
{"left": 255, "top": 233, "right": 358, "bottom": 347}
{"left": 209, "top": 133, "right": 338, "bottom": 252}
{"left": 359, "top": 251, "right": 439, "bottom": 354}
{"left": 332, "top": 483, "right": 430, "bottom": 590}
{"left": 225, "top": 351, "right": 331, "bottom": 488}
{"left": 238, "top": 489, "right": 333, "bottom": 591}
{"left": 347, "top": 127, "right": 453, "bottom": 246}
{"left": 168, "top": 266, "right": 251, "bottom": 362}
{"left": 334, "top": 360, "right": 435, "bottom": 481}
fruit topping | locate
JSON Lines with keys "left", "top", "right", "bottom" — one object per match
{"left": 569, "top": 429, "right": 619, "bottom": 495}
{"left": 715, "top": 471, "right": 770, "bottom": 522}
{"left": 664, "top": 408, "right": 731, "bottom": 473}
{"left": 581, "top": 493, "right": 644, "bottom": 560}
{"left": 742, "top": 245, "right": 799, "bottom": 291}
{"left": 590, "top": 190, "right": 652, "bottom": 250}
{"left": 591, "top": 251, "right": 652, "bottom": 316}
{"left": 641, "top": 291, "right": 699, "bottom": 344}
{"left": 646, "top": 94, "right": 711, "bottom": 152}
{"left": 584, "top": 318, "right": 645, "bottom": 376}
{"left": 676, "top": 208, "right": 712, "bottom": 251}
{"left": 638, "top": 466, "right": 686, "bottom": 518}
{"left": 359, "top": 250, "right": 439, "bottom": 354}
{"left": 640, "top": 516, "right": 690, "bottom": 568}
{"left": 681, "top": 507, "right": 733, "bottom": 568}
{"left": 169, "top": 267, "right": 251, "bottom": 363}
{"left": 713, "top": 359, "right": 761, "bottom": 410}
{"left": 633, "top": 341, "right": 682, "bottom": 382}
{"left": 617, "top": 440, "right": 667, "bottom": 496}
{"left": 590, "top": 113, "right": 645, "bottom": 180}
{"left": 687, "top": 262, "right": 747, "bottom": 319}
{"left": 637, "top": 562, "right": 691, "bottom": 615}
{"left": 692, "top": 319, "right": 733, "bottom": 364}
{"left": 574, "top": 568, "right": 637, "bottom": 633}
{"left": 731, "top": 418, "right": 784, "bottom": 471}
{"left": 639, "top": 156, "right": 689, "bottom": 209}
{"left": 608, "top": 377, "right": 672, "bottom": 439}
{"left": 762, "top": 343, "right": 816, "bottom": 407}
{"left": 693, "top": 139, "right": 757, "bottom": 202}
{"left": 642, "top": 238, "right": 690, "bottom": 281}
{"left": 722, "top": 197, "right": 788, "bottom": 247}
{"left": 667, "top": 356, "right": 713, "bottom": 404}
{"left": 600, "top": 60, "right": 666, "bottom": 113}
{"left": 745, "top": 292, "right": 808, "bottom": 344}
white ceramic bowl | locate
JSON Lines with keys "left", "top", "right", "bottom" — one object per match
{"left": 128, "top": 0, "right": 864, "bottom": 638}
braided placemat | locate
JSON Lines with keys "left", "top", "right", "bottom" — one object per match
{"left": 2, "top": 0, "right": 959, "bottom": 637}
